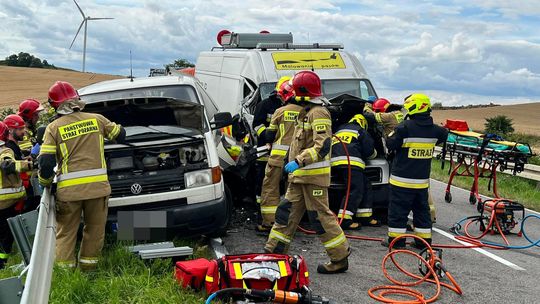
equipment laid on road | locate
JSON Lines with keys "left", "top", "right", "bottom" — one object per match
{"left": 441, "top": 120, "right": 534, "bottom": 205}
{"left": 205, "top": 286, "right": 334, "bottom": 304}
{"left": 368, "top": 234, "right": 462, "bottom": 303}
{"left": 451, "top": 198, "right": 540, "bottom": 250}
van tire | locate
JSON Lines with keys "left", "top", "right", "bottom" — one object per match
{"left": 208, "top": 184, "right": 233, "bottom": 238}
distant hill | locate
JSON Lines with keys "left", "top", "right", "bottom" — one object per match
{"left": 0, "top": 66, "right": 123, "bottom": 108}
{"left": 432, "top": 102, "right": 540, "bottom": 135}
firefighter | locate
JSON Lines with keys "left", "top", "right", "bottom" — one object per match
{"left": 331, "top": 114, "right": 379, "bottom": 230}
{"left": 384, "top": 93, "right": 448, "bottom": 249}
{"left": 265, "top": 71, "right": 350, "bottom": 274}
{"left": 17, "top": 98, "right": 45, "bottom": 155}
{"left": 3, "top": 114, "right": 39, "bottom": 212}
{"left": 368, "top": 98, "right": 437, "bottom": 223}
{"left": 38, "top": 81, "right": 126, "bottom": 270}
{"left": 252, "top": 76, "right": 291, "bottom": 210}
{"left": 258, "top": 80, "right": 302, "bottom": 232}
{"left": 0, "top": 122, "right": 32, "bottom": 269}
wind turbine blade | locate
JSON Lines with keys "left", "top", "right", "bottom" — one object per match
{"left": 73, "top": 0, "right": 85, "bottom": 18}
{"left": 88, "top": 17, "right": 114, "bottom": 20}
{"left": 69, "top": 20, "right": 85, "bottom": 49}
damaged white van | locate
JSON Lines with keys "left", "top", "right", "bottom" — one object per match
{"left": 78, "top": 75, "right": 233, "bottom": 237}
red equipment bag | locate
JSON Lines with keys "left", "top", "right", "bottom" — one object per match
{"left": 444, "top": 119, "right": 469, "bottom": 131}
{"left": 175, "top": 258, "right": 213, "bottom": 290}
{"left": 205, "top": 253, "right": 310, "bottom": 295}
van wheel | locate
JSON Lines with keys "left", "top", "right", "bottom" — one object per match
{"left": 208, "top": 185, "right": 233, "bottom": 238}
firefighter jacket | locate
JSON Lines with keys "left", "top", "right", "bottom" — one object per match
{"left": 38, "top": 111, "right": 124, "bottom": 202}
{"left": 288, "top": 101, "right": 332, "bottom": 187}
{"left": 18, "top": 128, "right": 34, "bottom": 153}
{"left": 265, "top": 102, "right": 303, "bottom": 167}
{"left": 0, "top": 146, "right": 32, "bottom": 210}
{"left": 386, "top": 113, "right": 448, "bottom": 189}
{"left": 331, "top": 122, "right": 376, "bottom": 170}
{"left": 364, "top": 103, "right": 404, "bottom": 137}
{"left": 252, "top": 93, "right": 282, "bottom": 147}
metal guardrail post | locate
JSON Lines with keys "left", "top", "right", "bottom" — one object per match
{"left": 20, "top": 188, "right": 56, "bottom": 304}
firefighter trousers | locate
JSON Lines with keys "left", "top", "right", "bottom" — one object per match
{"left": 388, "top": 185, "right": 432, "bottom": 247}
{"left": 0, "top": 206, "right": 17, "bottom": 268}
{"left": 55, "top": 196, "right": 108, "bottom": 270}
{"left": 260, "top": 164, "right": 284, "bottom": 226}
{"left": 265, "top": 183, "right": 350, "bottom": 262}
{"left": 334, "top": 167, "right": 373, "bottom": 223}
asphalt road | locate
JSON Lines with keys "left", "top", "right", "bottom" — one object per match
{"left": 221, "top": 179, "right": 540, "bottom": 303}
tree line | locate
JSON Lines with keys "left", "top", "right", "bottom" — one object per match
{"left": 2, "top": 52, "right": 56, "bottom": 69}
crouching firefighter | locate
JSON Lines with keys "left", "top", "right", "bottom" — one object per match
{"left": 258, "top": 79, "right": 302, "bottom": 232}
{"left": 38, "top": 81, "right": 126, "bottom": 270}
{"left": 265, "top": 71, "right": 350, "bottom": 274}
{"left": 331, "top": 114, "right": 379, "bottom": 230}
{"left": 384, "top": 93, "right": 447, "bottom": 249}
{"left": 252, "top": 76, "right": 290, "bottom": 207}
{"left": 0, "top": 122, "right": 33, "bottom": 269}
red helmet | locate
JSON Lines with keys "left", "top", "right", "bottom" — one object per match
{"left": 0, "top": 122, "right": 8, "bottom": 142}
{"left": 292, "top": 71, "right": 322, "bottom": 99}
{"left": 48, "top": 81, "right": 79, "bottom": 109}
{"left": 372, "top": 98, "right": 391, "bottom": 113}
{"left": 277, "top": 80, "right": 294, "bottom": 101}
{"left": 4, "top": 114, "right": 26, "bottom": 129}
{"left": 18, "top": 98, "right": 44, "bottom": 121}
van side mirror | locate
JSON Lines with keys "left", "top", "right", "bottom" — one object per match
{"left": 211, "top": 112, "right": 233, "bottom": 130}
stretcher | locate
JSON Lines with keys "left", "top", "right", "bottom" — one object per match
{"left": 441, "top": 120, "right": 534, "bottom": 205}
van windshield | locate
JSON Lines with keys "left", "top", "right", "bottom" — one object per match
{"left": 258, "top": 79, "right": 376, "bottom": 101}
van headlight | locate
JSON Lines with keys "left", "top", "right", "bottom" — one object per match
{"left": 184, "top": 169, "right": 212, "bottom": 188}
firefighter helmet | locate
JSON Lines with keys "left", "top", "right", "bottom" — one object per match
{"left": 0, "top": 122, "right": 8, "bottom": 143}
{"left": 292, "top": 71, "right": 323, "bottom": 101}
{"left": 277, "top": 80, "right": 294, "bottom": 102}
{"left": 372, "top": 98, "right": 391, "bottom": 113}
{"left": 4, "top": 114, "right": 26, "bottom": 129}
{"left": 48, "top": 81, "right": 79, "bottom": 109}
{"left": 403, "top": 93, "right": 431, "bottom": 116}
{"left": 18, "top": 98, "right": 44, "bottom": 121}
{"left": 349, "top": 114, "right": 368, "bottom": 129}
{"left": 275, "top": 76, "right": 292, "bottom": 91}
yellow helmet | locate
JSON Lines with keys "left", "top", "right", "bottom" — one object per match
{"left": 275, "top": 76, "right": 292, "bottom": 91}
{"left": 403, "top": 93, "right": 431, "bottom": 115}
{"left": 349, "top": 114, "right": 368, "bottom": 129}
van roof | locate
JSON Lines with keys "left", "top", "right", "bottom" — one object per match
{"left": 78, "top": 75, "right": 198, "bottom": 96}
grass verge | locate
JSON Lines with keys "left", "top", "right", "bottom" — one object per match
{"left": 431, "top": 159, "right": 540, "bottom": 211}
{"left": 0, "top": 237, "right": 211, "bottom": 304}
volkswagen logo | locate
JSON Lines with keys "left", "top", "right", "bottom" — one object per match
{"left": 130, "top": 183, "right": 142, "bottom": 195}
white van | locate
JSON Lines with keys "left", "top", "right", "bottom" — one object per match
{"left": 78, "top": 75, "right": 234, "bottom": 238}
{"left": 194, "top": 32, "right": 390, "bottom": 211}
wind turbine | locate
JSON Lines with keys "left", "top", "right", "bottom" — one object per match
{"left": 69, "top": 0, "right": 113, "bottom": 72}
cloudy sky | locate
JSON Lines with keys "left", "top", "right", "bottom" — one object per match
{"left": 1, "top": 0, "right": 539, "bottom": 105}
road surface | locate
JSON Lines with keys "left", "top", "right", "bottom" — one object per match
{"left": 221, "top": 179, "right": 540, "bottom": 303}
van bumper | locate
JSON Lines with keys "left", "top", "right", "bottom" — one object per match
{"left": 107, "top": 193, "right": 228, "bottom": 239}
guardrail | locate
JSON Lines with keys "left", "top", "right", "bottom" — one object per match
{"left": 21, "top": 188, "right": 56, "bottom": 304}
{"left": 434, "top": 146, "right": 540, "bottom": 182}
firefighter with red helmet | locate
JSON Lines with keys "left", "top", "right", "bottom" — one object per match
{"left": 0, "top": 121, "right": 32, "bottom": 269}
{"left": 252, "top": 76, "right": 291, "bottom": 210}
{"left": 38, "top": 81, "right": 126, "bottom": 270}
{"left": 363, "top": 98, "right": 404, "bottom": 137}
{"left": 17, "top": 99, "right": 45, "bottom": 154}
{"left": 265, "top": 71, "right": 350, "bottom": 274}
{"left": 258, "top": 79, "right": 302, "bottom": 231}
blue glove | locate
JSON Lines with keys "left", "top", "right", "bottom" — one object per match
{"left": 31, "top": 143, "right": 41, "bottom": 155}
{"left": 38, "top": 184, "right": 45, "bottom": 192}
{"left": 367, "top": 96, "right": 377, "bottom": 104}
{"left": 284, "top": 161, "right": 300, "bottom": 173}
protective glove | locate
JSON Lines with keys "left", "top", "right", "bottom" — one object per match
{"left": 367, "top": 96, "right": 377, "bottom": 104}
{"left": 31, "top": 143, "right": 41, "bottom": 156}
{"left": 284, "top": 160, "right": 300, "bottom": 173}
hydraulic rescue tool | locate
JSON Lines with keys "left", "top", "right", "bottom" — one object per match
{"left": 205, "top": 286, "right": 334, "bottom": 304}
